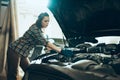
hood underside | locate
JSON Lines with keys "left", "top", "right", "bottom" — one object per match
{"left": 48, "top": 0, "right": 120, "bottom": 38}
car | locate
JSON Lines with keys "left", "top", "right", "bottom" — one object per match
{"left": 23, "top": 0, "right": 120, "bottom": 80}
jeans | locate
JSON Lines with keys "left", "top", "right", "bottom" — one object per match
{"left": 7, "top": 47, "right": 30, "bottom": 80}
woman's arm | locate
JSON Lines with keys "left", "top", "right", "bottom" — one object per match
{"left": 47, "top": 42, "right": 74, "bottom": 57}
{"left": 46, "top": 42, "right": 62, "bottom": 53}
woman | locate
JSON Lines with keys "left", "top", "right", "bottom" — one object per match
{"left": 7, "top": 12, "right": 73, "bottom": 80}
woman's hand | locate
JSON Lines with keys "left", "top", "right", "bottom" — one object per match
{"left": 60, "top": 48, "right": 74, "bottom": 57}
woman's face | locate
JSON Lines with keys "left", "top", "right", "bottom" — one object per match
{"left": 41, "top": 16, "right": 49, "bottom": 28}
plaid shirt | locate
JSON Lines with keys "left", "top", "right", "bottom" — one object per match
{"left": 9, "top": 24, "right": 48, "bottom": 57}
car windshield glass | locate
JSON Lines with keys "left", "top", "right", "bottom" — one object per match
{"left": 96, "top": 36, "right": 120, "bottom": 44}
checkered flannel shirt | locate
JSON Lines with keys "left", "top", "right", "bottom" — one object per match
{"left": 9, "top": 24, "right": 48, "bottom": 57}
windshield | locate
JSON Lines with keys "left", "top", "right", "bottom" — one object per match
{"left": 96, "top": 36, "right": 120, "bottom": 44}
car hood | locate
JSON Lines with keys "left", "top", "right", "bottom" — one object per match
{"left": 48, "top": 0, "right": 120, "bottom": 45}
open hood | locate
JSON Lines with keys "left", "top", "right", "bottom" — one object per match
{"left": 48, "top": 0, "right": 120, "bottom": 45}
